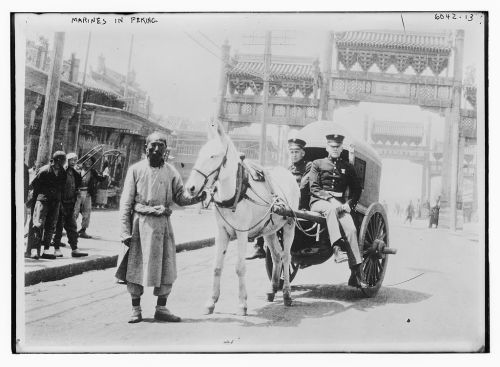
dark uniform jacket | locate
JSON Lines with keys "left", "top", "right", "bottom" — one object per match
{"left": 288, "top": 158, "right": 312, "bottom": 209}
{"left": 29, "top": 164, "right": 67, "bottom": 202}
{"left": 61, "top": 166, "right": 82, "bottom": 204}
{"left": 309, "top": 156, "right": 362, "bottom": 210}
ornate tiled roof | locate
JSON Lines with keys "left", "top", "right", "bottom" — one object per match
{"left": 336, "top": 30, "right": 452, "bottom": 54}
{"left": 228, "top": 54, "right": 318, "bottom": 81}
{"left": 82, "top": 72, "right": 121, "bottom": 96}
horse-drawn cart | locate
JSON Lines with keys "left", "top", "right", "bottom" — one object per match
{"left": 267, "top": 120, "right": 397, "bottom": 297}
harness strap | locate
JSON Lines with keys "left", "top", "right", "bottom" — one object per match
{"left": 215, "top": 196, "right": 279, "bottom": 233}
{"left": 213, "top": 163, "right": 250, "bottom": 211}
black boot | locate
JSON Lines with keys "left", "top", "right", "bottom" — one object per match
{"left": 246, "top": 243, "right": 266, "bottom": 260}
{"left": 79, "top": 229, "right": 92, "bottom": 239}
{"left": 348, "top": 264, "right": 368, "bottom": 289}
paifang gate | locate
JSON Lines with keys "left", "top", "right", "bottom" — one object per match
{"left": 215, "top": 29, "right": 478, "bottom": 231}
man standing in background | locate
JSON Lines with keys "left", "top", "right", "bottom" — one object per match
{"left": 26, "top": 151, "right": 67, "bottom": 260}
{"left": 73, "top": 156, "right": 106, "bottom": 238}
{"left": 51, "top": 152, "right": 88, "bottom": 257}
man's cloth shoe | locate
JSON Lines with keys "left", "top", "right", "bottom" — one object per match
{"left": 54, "top": 249, "right": 63, "bottom": 257}
{"left": 72, "top": 249, "right": 88, "bottom": 257}
{"left": 128, "top": 306, "right": 142, "bottom": 323}
{"left": 51, "top": 241, "right": 66, "bottom": 248}
{"left": 246, "top": 246, "right": 266, "bottom": 260}
{"left": 26, "top": 249, "right": 39, "bottom": 260}
{"left": 154, "top": 307, "right": 181, "bottom": 322}
{"left": 40, "top": 252, "right": 57, "bottom": 260}
{"left": 78, "top": 230, "right": 92, "bottom": 239}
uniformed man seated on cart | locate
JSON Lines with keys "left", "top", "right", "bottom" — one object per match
{"left": 309, "top": 133, "right": 368, "bottom": 289}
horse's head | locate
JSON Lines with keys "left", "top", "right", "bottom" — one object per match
{"left": 185, "top": 120, "right": 232, "bottom": 197}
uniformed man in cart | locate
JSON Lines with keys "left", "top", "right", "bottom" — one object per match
{"left": 309, "top": 133, "right": 367, "bottom": 288}
{"left": 246, "top": 136, "right": 312, "bottom": 260}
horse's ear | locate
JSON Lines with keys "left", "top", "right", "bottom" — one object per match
{"left": 215, "top": 119, "right": 227, "bottom": 139}
{"left": 207, "top": 119, "right": 218, "bottom": 140}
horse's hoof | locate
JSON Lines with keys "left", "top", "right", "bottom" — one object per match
{"left": 283, "top": 295, "right": 293, "bottom": 307}
{"left": 266, "top": 292, "right": 275, "bottom": 302}
{"left": 238, "top": 307, "right": 247, "bottom": 316}
{"left": 203, "top": 304, "right": 215, "bottom": 315}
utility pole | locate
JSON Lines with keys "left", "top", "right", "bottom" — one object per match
{"left": 216, "top": 40, "right": 230, "bottom": 122}
{"left": 74, "top": 32, "right": 91, "bottom": 152}
{"left": 36, "top": 32, "right": 65, "bottom": 169}
{"left": 258, "top": 31, "right": 272, "bottom": 166}
{"left": 124, "top": 34, "right": 134, "bottom": 102}
{"left": 243, "top": 30, "right": 294, "bottom": 165}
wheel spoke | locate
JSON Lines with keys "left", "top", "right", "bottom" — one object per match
{"left": 375, "top": 215, "right": 383, "bottom": 239}
{"left": 370, "top": 259, "right": 377, "bottom": 286}
{"left": 366, "top": 259, "right": 374, "bottom": 286}
{"left": 366, "top": 222, "right": 374, "bottom": 244}
{"left": 373, "top": 259, "right": 380, "bottom": 283}
{"left": 368, "top": 218, "right": 376, "bottom": 241}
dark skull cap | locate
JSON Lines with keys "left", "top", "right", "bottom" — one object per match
{"left": 52, "top": 151, "right": 66, "bottom": 161}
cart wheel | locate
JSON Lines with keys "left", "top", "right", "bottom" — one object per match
{"left": 265, "top": 247, "right": 299, "bottom": 290}
{"left": 358, "top": 203, "right": 390, "bottom": 297}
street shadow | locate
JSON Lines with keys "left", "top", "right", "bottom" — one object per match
{"left": 180, "top": 284, "right": 431, "bottom": 328}
{"left": 292, "top": 283, "right": 431, "bottom": 307}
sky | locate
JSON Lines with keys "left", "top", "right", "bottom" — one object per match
{"left": 16, "top": 12, "right": 485, "bottom": 204}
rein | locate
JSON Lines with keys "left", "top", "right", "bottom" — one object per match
{"left": 215, "top": 195, "right": 280, "bottom": 233}
{"left": 192, "top": 145, "right": 229, "bottom": 196}
{"left": 193, "top": 142, "right": 280, "bottom": 233}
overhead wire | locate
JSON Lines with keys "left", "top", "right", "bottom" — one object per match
{"left": 183, "top": 30, "right": 265, "bottom": 80}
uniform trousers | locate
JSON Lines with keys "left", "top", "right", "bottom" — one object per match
{"left": 127, "top": 282, "right": 172, "bottom": 299}
{"left": 310, "top": 198, "right": 362, "bottom": 268}
{"left": 52, "top": 201, "right": 79, "bottom": 250}
{"left": 73, "top": 190, "right": 92, "bottom": 229}
{"left": 27, "top": 200, "right": 60, "bottom": 253}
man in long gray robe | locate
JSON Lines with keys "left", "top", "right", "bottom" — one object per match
{"left": 118, "top": 132, "right": 205, "bottom": 323}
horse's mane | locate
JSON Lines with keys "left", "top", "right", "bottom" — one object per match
{"left": 223, "top": 133, "right": 239, "bottom": 159}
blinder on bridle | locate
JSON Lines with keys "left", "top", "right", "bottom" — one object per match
{"left": 192, "top": 144, "right": 229, "bottom": 195}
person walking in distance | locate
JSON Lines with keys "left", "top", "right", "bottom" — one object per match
{"left": 51, "top": 152, "right": 88, "bottom": 257}
{"left": 116, "top": 132, "right": 206, "bottom": 323}
{"left": 404, "top": 200, "right": 415, "bottom": 224}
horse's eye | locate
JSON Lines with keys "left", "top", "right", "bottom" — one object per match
{"left": 210, "top": 155, "right": 215, "bottom": 159}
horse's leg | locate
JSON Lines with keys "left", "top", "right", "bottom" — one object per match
{"left": 203, "top": 230, "right": 230, "bottom": 315}
{"left": 263, "top": 233, "right": 282, "bottom": 302}
{"left": 281, "top": 220, "right": 295, "bottom": 306}
{"left": 235, "top": 230, "right": 249, "bottom": 316}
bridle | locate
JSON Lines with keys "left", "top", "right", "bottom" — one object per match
{"left": 192, "top": 144, "right": 229, "bottom": 196}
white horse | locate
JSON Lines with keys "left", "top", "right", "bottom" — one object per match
{"left": 185, "top": 120, "right": 300, "bottom": 316}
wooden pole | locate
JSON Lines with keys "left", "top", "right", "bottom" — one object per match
{"left": 216, "top": 40, "right": 230, "bottom": 121}
{"left": 259, "top": 31, "right": 272, "bottom": 166}
{"left": 320, "top": 32, "right": 334, "bottom": 120}
{"left": 35, "top": 32, "right": 65, "bottom": 168}
{"left": 124, "top": 35, "right": 134, "bottom": 101}
{"left": 74, "top": 32, "right": 91, "bottom": 152}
